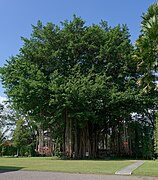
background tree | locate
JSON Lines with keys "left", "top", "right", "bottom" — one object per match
{"left": 13, "top": 118, "right": 36, "bottom": 156}
{"left": 135, "top": 2, "right": 158, "bottom": 92}
{"left": 0, "top": 14, "right": 157, "bottom": 159}
{"left": 154, "top": 113, "right": 158, "bottom": 157}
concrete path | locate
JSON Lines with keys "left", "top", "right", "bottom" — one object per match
{"left": 0, "top": 171, "right": 158, "bottom": 180}
{"left": 115, "top": 161, "right": 145, "bottom": 175}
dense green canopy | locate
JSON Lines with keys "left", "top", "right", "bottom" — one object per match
{"left": 0, "top": 5, "right": 158, "bottom": 158}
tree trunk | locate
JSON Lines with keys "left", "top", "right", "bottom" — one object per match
{"left": 64, "top": 108, "right": 73, "bottom": 158}
{"left": 74, "top": 119, "right": 78, "bottom": 158}
{"left": 38, "top": 128, "right": 44, "bottom": 155}
{"left": 64, "top": 108, "right": 69, "bottom": 157}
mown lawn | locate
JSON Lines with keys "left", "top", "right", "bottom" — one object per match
{"left": 0, "top": 157, "right": 134, "bottom": 174}
{"left": 133, "top": 160, "right": 158, "bottom": 176}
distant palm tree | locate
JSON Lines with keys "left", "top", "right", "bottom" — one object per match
{"left": 135, "top": 3, "right": 158, "bottom": 92}
{"left": 141, "top": 2, "right": 158, "bottom": 39}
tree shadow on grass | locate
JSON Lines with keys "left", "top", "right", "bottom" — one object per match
{"left": 0, "top": 166, "right": 24, "bottom": 173}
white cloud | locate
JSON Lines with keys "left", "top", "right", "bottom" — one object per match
{"left": 0, "top": 96, "right": 7, "bottom": 104}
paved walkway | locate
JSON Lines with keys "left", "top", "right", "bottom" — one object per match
{"left": 0, "top": 171, "right": 157, "bottom": 180}
{"left": 115, "top": 161, "right": 145, "bottom": 175}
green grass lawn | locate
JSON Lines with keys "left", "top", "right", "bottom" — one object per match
{"left": 133, "top": 160, "right": 158, "bottom": 177}
{"left": 0, "top": 157, "right": 134, "bottom": 174}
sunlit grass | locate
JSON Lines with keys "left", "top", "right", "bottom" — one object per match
{"left": 0, "top": 157, "right": 134, "bottom": 174}
{"left": 133, "top": 160, "right": 158, "bottom": 176}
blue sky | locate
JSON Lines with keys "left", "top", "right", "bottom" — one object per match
{"left": 0, "top": 0, "right": 156, "bottom": 97}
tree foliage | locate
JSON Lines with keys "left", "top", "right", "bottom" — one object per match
{"left": 135, "top": 3, "right": 158, "bottom": 92}
{"left": 0, "top": 12, "right": 157, "bottom": 158}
